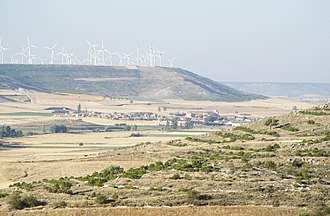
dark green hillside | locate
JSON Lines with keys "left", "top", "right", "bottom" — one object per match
{"left": 0, "top": 64, "right": 265, "bottom": 101}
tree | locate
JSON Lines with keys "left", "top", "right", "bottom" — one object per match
{"left": 171, "top": 118, "right": 178, "bottom": 129}
{"left": 0, "top": 125, "right": 23, "bottom": 138}
{"left": 77, "top": 103, "right": 81, "bottom": 113}
{"left": 204, "top": 114, "right": 219, "bottom": 125}
{"left": 131, "top": 125, "right": 138, "bottom": 131}
{"left": 165, "top": 121, "right": 170, "bottom": 131}
{"left": 50, "top": 124, "right": 68, "bottom": 133}
{"left": 184, "top": 118, "right": 193, "bottom": 129}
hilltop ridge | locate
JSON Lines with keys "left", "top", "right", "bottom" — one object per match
{"left": 0, "top": 64, "right": 265, "bottom": 102}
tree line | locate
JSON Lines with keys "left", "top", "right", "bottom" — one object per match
{"left": 0, "top": 125, "right": 23, "bottom": 138}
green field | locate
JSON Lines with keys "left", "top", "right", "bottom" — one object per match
{"left": 0, "top": 112, "right": 53, "bottom": 117}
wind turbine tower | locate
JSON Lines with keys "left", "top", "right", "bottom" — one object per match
{"left": 45, "top": 43, "right": 58, "bottom": 64}
{"left": 25, "top": 37, "right": 38, "bottom": 64}
{"left": 0, "top": 37, "right": 10, "bottom": 64}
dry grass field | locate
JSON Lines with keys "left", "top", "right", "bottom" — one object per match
{"left": 0, "top": 206, "right": 305, "bottom": 216}
{"left": 1, "top": 90, "right": 326, "bottom": 216}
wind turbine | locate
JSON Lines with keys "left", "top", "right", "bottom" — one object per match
{"left": 140, "top": 55, "right": 147, "bottom": 66}
{"left": 136, "top": 45, "right": 140, "bottom": 66}
{"left": 10, "top": 55, "right": 18, "bottom": 64}
{"left": 123, "top": 52, "right": 134, "bottom": 66}
{"left": 44, "top": 43, "right": 58, "bottom": 64}
{"left": 100, "top": 40, "right": 108, "bottom": 65}
{"left": 78, "top": 59, "right": 88, "bottom": 65}
{"left": 86, "top": 39, "right": 93, "bottom": 65}
{"left": 155, "top": 48, "right": 165, "bottom": 66}
{"left": 104, "top": 49, "right": 114, "bottom": 66}
{"left": 15, "top": 45, "right": 27, "bottom": 64}
{"left": 66, "top": 52, "right": 75, "bottom": 64}
{"left": 86, "top": 39, "right": 99, "bottom": 65}
{"left": 0, "top": 37, "right": 10, "bottom": 64}
{"left": 167, "top": 57, "right": 176, "bottom": 68}
{"left": 117, "top": 53, "right": 123, "bottom": 66}
{"left": 25, "top": 37, "right": 38, "bottom": 64}
{"left": 57, "top": 46, "right": 67, "bottom": 64}
{"left": 39, "top": 57, "right": 47, "bottom": 64}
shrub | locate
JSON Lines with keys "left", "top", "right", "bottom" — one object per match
{"left": 10, "top": 182, "right": 34, "bottom": 191}
{"left": 263, "top": 161, "right": 277, "bottom": 170}
{"left": 167, "top": 140, "right": 188, "bottom": 147}
{"left": 7, "top": 192, "right": 46, "bottom": 210}
{"left": 264, "top": 118, "right": 279, "bottom": 126}
{"left": 178, "top": 187, "right": 191, "bottom": 192}
{"left": 295, "top": 148, "right": 329, "bottom": 157}
{"left": 186, "top": 190, "right": 199, "bottom": 200}
{"left": 299, "top": 213, "right": 313, "bottom": 216}
{"left": 169, "top": 173, "right": 181, "bottom": 180}
{"left": 314, "top": 204, "right": 330, "bottom": 216}
{"left": 223, "top": 145, "right": 244, "bottom": 150}
{"left": 149, "top": 186, "right": 166, "bottom": 192}
{"left": 280, "top": 124, "right": 299, "bottom": 132}
{"left": 264, "top": 143, "right": 280, "bottom": 152}
{"left": 50, "top": 124, "right": 68, "bottom": 133}
{"left": 299, "top": 110, "right": 330, "bottom": 116}
{"left": 0, "top": 192, "right": 8, "bottom": 198}
{"left": 53, "top": 201, "right": 67, "bottom": 209}
{"left": 43, "top": 179, "right": 73, "bottom": 194}
{"left": 111, "top": 193, "right": 119, "bottom": 200}
{"left": 129, "top": 133, "right": 143, "bottom": 137}
{"left": 307, "top": 120, "right": 315, "bottom": 125}
{"left": 95, "top": 194, "right": 108, "bottom": 204}
{"left": 0, "top": 125, "right": 23, "bottom": 138}
{"left": 123, "top": 167, "right": 147, "bottom": 179}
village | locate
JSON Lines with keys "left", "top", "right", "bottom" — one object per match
{"left": 49, "top": 104, "right": 260, "bottom": 129}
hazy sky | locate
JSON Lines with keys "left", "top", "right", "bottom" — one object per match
{"left": 1, "top": 0, "right": 330, "bottom": 83}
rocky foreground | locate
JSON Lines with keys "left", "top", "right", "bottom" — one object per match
{"left": 0, "top": 104, "right": 330, "bottom": 216}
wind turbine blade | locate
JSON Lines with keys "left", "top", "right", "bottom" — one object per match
{"left": 52, "top": 43, "right": 58, "bottom": 49}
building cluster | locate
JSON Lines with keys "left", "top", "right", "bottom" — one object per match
{"left": 50, "top": 105, "right": 259, "bottom": 127}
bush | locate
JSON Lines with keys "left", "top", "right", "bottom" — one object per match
{"left": 149, "top": 186, "right": 166, "bottom": 192}
{"left": 169, "top": 173, "right": 181, "bottom": 180}
{"left": 307, "top": 120, "right": 315, "bottom": 125}
{"left": 264, "top": 143, "right": 280, "bottom": 152}
{"left": 299, "top": 110, "right": 330, "bottom": 116}
{"left": 264, "top": 118, "right": 279, "bottom": 126}
{"left": 123, "top": 167, "right": 147, "bottom": 179}
{"left": 10, "top": 182, "right": 34, "bottom": 191}
{"left": 178, "top": 187, "right": 191, "bottom": 192}
{"left": 295, "top": 148, "right": 329, "bottom": 157}
{"left": 111, "top": 193, "right": 119, "bottom": 200}
{"left": 129, "top": 133, "right": 143, "bottom": 137}
{"left": 95, "top": 194, "right": 108, "bottom": 204}
{"left": 186, "top": 190, "right": 199, "bottom": 200}
{"left": 167, "top": 140, "right": 188, "bottom": 147}
{"left": 0, "top": 191, "right": 8, "bottom": 198}
{"left": 280, "top": 124, "right": 299, "bottom": 132}
{"left": 263, "top": 161, "right": 277, "bottom": 170}
{"left": 43, "top": 179, "right": 73, "bottom": 194}
{"left": 7, "top": 192, "right": 46, "bottom": 210}
{"left": 50, "top": 124, "right": 68, "bottom": 133}
{"left": 0, "top": 125, "right": 23, "bottom": 138}
{"left": 53, "top": 201, "right": 67, "bottom": 209}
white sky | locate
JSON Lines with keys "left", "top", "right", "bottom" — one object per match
{"left": 1, "top": 0, "right": 330, "bottom": 83}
